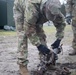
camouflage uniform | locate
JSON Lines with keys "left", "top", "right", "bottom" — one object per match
{"left": 66, "top": 0, "right": 76, "bottom": 53}
{"left": 13, "top": 0, "right": 47, "bottom": 66}
{"left": 13, "top": 0, "right": 66, "bottom": 66}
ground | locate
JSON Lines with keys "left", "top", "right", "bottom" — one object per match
{"left": 0, "top": 25, "right": 76, "bottom": 75}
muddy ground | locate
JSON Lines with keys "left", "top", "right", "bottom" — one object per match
{"left": 0, "top": 26, "right": 76, "bottom": 75}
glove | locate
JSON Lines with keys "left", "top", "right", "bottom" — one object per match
{"left": 66, "top": 13, "right": 72, "bottom": 25}
{"left": 37, "top": 44, "right": 50, "bottom": 55}
{"left": 51, "top": 39, "right": 61, "bottom": 49}
{"left": 37, "top": 44, "right": 58, "bottom": 66}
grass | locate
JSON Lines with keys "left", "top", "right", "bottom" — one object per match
{"left": 43, "top": 25, "right": 56, "bottom": 33}
{"left": 0, "top": 25, "right": 72, "bottom": 45}
{"left": 71, "top": 71, "right": 76, "bottom": 75}
{"left": 0, "top": 25, "right": 72, "bottom": 36}
{"left": 43, "top": 25, "right": 72, "bottom": 34}
{"left": 43, "top": 25, "right": 73, "bottom": 45}
{"left": 0, "top": 30, "right": 16, "bottom": 36}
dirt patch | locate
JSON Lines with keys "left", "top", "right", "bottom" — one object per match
{"left": 0, "top": 31, "right": 76, "bottom": 75}
{"left": 56, "top": 62, "right": 76, "bottom": 69}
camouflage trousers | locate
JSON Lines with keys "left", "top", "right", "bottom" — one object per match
{"left": 13, "top": 0, "right": 47, "bottom": 66}
{"left": 14, "top": 22, "right": 47, "bottom": 66}
{"left": 13, "top": 0, "right": 66, "bottom": 66}
{"left": 72, "top": 17, "right": 76, "bottom": 50}
{"left": 16, "top": 25, "right": 46, "bottom": 66}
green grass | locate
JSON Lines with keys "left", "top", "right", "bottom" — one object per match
{"left": 0, "top": 30, "right": 16, "bottom": 36}
{"left": 71, "top": 71, "right": 76, "bottom": 75}
{"left": 43, "top": 25, "right": 73, "bottom": 45}
{"left": 0, "top": 25, "right": 72, "bottom": 36}
{"left": 43, "top": 25, "right": 56, "bottom": 33}
{"left": 43, "top": 25, "right": 72, "bottom": 34}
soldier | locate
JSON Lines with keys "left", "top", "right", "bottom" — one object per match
{"left": 13, "top": 0, "right": 66, "bottom": 75}
{"left": 66, "top": 0, "right": 76, "bottom": 55}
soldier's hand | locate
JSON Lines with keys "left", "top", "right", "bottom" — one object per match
{"left": 37, "top": 44, "right": 50, "bottom": 55}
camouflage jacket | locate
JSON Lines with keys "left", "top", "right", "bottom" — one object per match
{"left": 41, "top": 0, "right": 61, "bottom": 8}
{"left": 40, "top": 0, "right": 61, "bottom": 11}
{"left": 66, "top": 0, "right": 76, "bottom": 16}
{"left": 27, "top": 0, "right": 61, "bottom": 9}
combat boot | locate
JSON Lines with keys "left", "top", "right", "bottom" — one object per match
{"left": 69, "top": 50, "right": 76, "bottom": 56}
{"left": 19, "top": 64, "right": 29, "bottom": 75}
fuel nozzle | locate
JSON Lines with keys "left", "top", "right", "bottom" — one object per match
{"left": 53, "top": 44, "right": 63, "bottom": 54}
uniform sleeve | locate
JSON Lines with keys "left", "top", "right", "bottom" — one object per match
{"left": 66, "top": 0, "right": 72, "bottom": 15}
